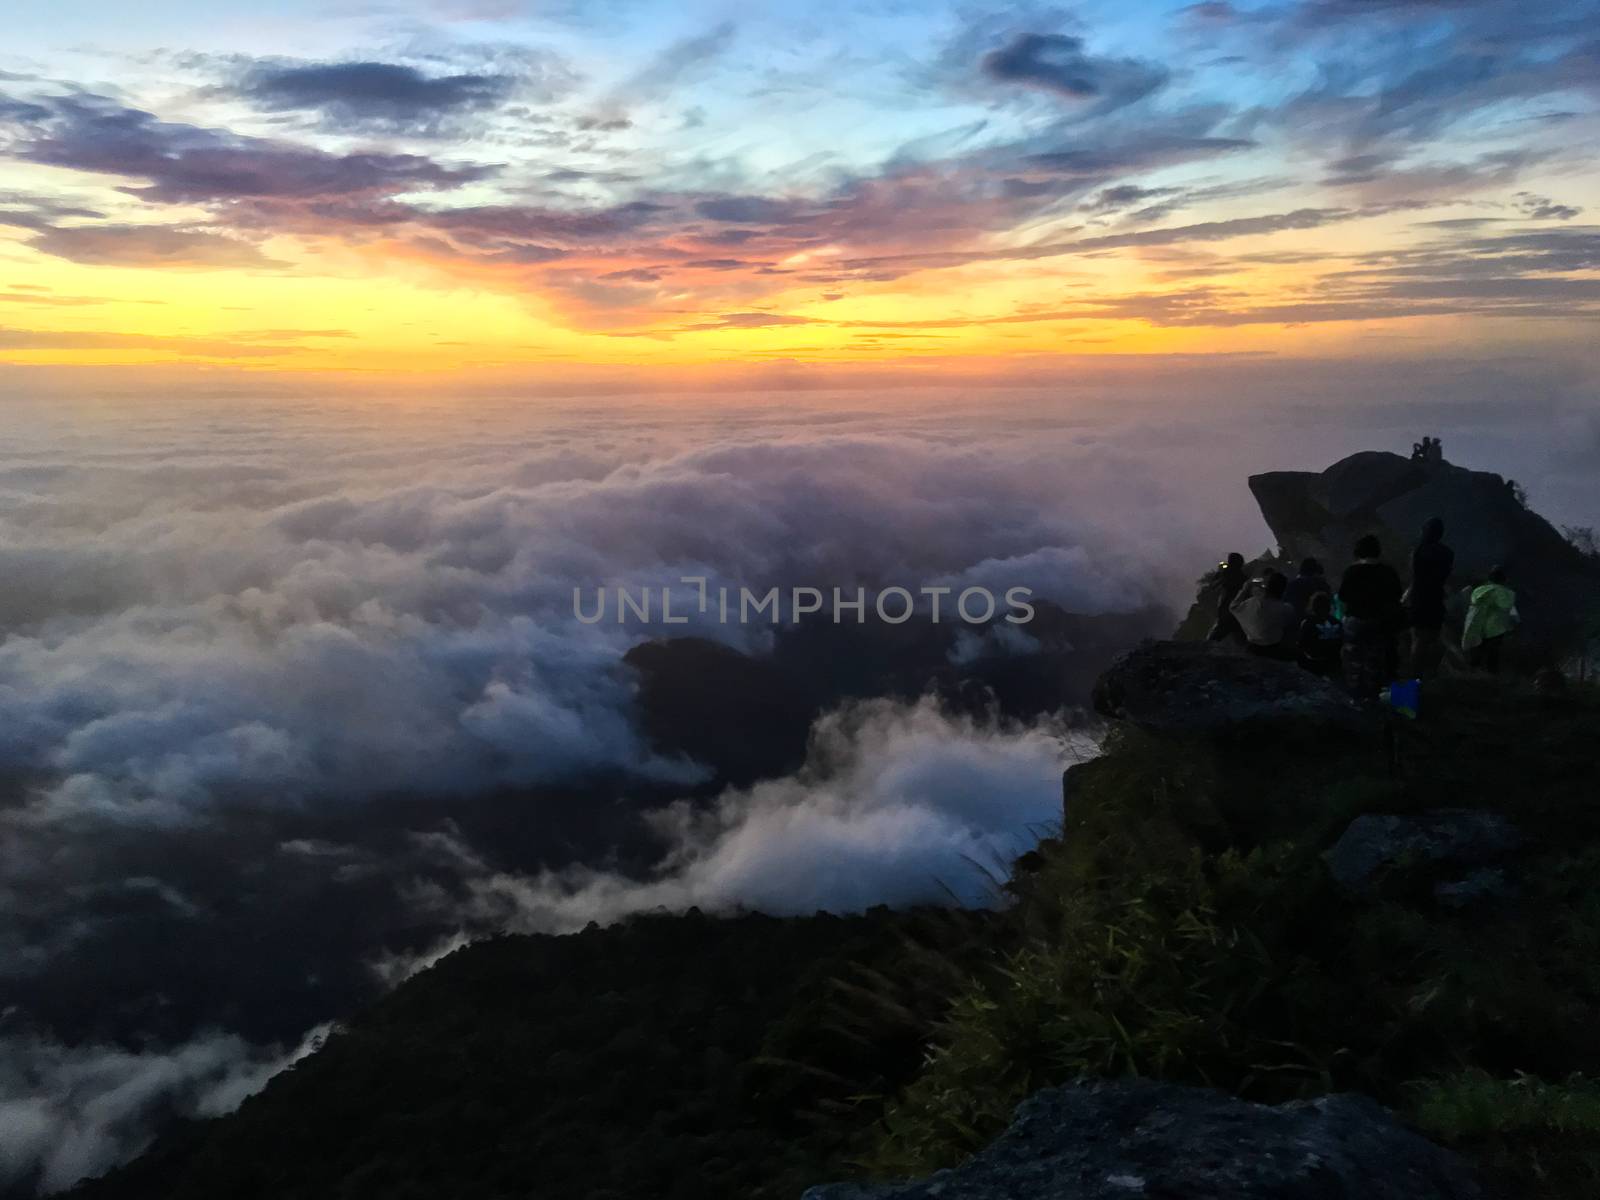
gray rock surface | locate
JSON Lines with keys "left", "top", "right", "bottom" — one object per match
{"left": 1092, "top": 639, "right": 1371, "bottom": 736}
{"left": 802, "top": 1078, "right": 1480, "bottom": 1200}
{"left": 1434, "top": 867, "right": 1516, "bottom": 909}
{"left": 1322, "top": 810, "right": 1522, "bottom": 894}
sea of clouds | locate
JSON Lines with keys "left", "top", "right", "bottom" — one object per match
{"left": 0, "top": 391, "right": 1206, "bottom": 826}
{"left": 2, "top": 376, "right": 1595, "bottom": 1194}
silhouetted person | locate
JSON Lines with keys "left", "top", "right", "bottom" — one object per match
{"left": 1283, "top": 556, "right": 1329, "bottom": 617}
{"left": 1297, "top": 591, "right": 1342, "bottom": 677}
{"left": 1205, "top": 552, "right": 1247, "bottom": 643}
{"left": 1463, "top": 566, "right": 1517, "bottom": 674}
{"left": 1230, "top": 569, "right": 1297, "bottom": 658}
{"left": 1407, "top": 517, "right": 1454, "bottom": 679}
{"left": 1337, "top": 534, "right": 1403, "bottom": 701}
{"left": 1411, "top": 436, "right": 1443, "bottom": 464}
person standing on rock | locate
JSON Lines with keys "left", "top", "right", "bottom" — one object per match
{"left": 1463, "top": 566, "right": 1517, "bottom": 673}
{"left": 1407, "top": 517, "right": 1455, "bottom": 679}
{"left": 1337, "top": 535, "right": 1404, "bottom": 701}
{"left": 1205, "top": 552, "right": 1248, "bottom": 643}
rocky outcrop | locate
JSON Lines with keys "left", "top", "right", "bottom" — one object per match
{"left": 802, "top": 1078, "right": 1480, "bottom": 1200}
{"left": 1091, "top": 639, "right": 1371, "bottom": 736}
{"left": 1434, "top": 868, "right": 1515, "bottom": 909}
{"left": 1248, "top": 449, "right": 1599, "bottom": 663}
{"left": 1323, "top": 810, "right": 1522, "bottom": 897}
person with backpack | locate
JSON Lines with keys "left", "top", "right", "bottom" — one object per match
{"left": 1337, "top": 534, "right": 1403, "bottom": 701}
{"left": 1463, "top": 566, "right": 1517, "bottom": 673}
{"left": 1297, "top": 591, "right": 1343, "bottom": 677}
{"left": 1283, "top": 557, "right": 1330, "bottom": 617}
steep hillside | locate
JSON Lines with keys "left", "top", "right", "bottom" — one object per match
{"left": 71, "top": 673, "right": 1600, "bottom": 1199}
{"left": 863, "top": 671, "right": 1600, "bottom": 1197}
{"left": 65, "top": 908, "right": 993, "bottom": 1200}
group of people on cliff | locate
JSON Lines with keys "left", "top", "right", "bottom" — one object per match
{"left": 1204, "top": 519, "right": 1518, "bottom": 700}
{"left": 1410, "top": 436, "right": 1444, "bottom": 465}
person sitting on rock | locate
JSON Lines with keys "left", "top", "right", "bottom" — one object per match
{"left": 1205, "top": 552, "right": 1248, "bottom": 643}
{"left": 1283, "top": 556, "right": 1330, "bottom": 617}
{"left": 1463, "top": 566, "right": 1517, "bottom": 674}
{"left": 1425, "top": 436, "right": 1442, "bottom": 463}
{"left": 1229, "top": 569, "right": 1297, "bottom": 659}
{"left": 1296, "top": 591, "right": 1343, "bottom": 677}
{"left": 1410, "top": 436, "right": 1444, "bottom": 464}
{"left": 1406, "top": 517, "right": 1454, "bottom": 679}
{"left": 1337, "top": 534, "right": 1404, "bottom": 701}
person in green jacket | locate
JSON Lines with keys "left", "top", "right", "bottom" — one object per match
{"left": 1462, "top": 566, "right": 1517, "bottom": 673}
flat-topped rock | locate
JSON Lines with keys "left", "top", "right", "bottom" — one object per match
{"left": 803, "top": 1078, "right": 1480, "bottom": 1200}
{"left": 1092, "top": 639, "right": 1371, "bottom": 736}
{"left": 1323, "top": 810, "right": 1523, "bottom": 895}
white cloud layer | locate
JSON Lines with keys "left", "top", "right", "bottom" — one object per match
{"left": 0, "top": 391, "right": 1225, "bottom": 827}
{"left": 384, "top": 697, "right": 1090, "bottom": 979}
{"left": 0, "top": 1024, "right": 329, "bottom": 1195}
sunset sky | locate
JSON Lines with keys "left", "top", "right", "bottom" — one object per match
{"left": 2, "top": 0, "right": 1597, "bottom": 377}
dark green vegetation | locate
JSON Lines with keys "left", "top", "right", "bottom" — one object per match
{"left": 870, "top": 678, "right": 1600, "bottom": 1197}
{"left": 68, "top": 907, "right": 993, "bottom": 1200}
{"left": 74, "top": 678, "right": 1600, "bottom": 1199}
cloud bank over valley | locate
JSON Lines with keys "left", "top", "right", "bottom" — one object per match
{"left": 2, "top": 381, "right": 1597, "bottom": 1193}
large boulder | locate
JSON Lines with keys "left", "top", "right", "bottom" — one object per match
{"left": 1322, "top": 810, "right": 1522, "bottom": 896}
{"left": 1246, "top": 449, "right": 1599, "bottom": 664}
{"left": 1092, "top": 639, "right": 1371, "bottom": 736}
{"left": 802, "top": 1078, "right": 1480, "bottom": 1200}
